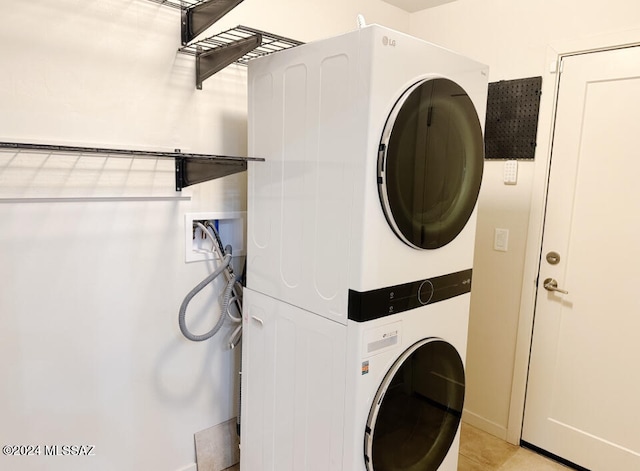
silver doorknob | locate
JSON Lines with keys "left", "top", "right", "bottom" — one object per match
{"left": 543, "top": 278, "right": 568, "bottom": 294}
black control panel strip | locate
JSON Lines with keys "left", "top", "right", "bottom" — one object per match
{"left": 348, "top": 269, "right": 473, "bottom": 322}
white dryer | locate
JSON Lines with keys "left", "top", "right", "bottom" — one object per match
{"left": 242, "top": 23, "right": 488, "bottom": 471}
{"left": 241, "top": 280, "right": 470, "bottom": 471}
{"left": 247, "top": 24, "right": 488, "bottom": 323}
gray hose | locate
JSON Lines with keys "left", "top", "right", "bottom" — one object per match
{"left": 178, "top": 253, "right": 234, "bottom": 342}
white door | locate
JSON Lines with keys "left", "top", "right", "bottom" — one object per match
{"left": 522, "top": 46, "right": 640, "bottom": 470}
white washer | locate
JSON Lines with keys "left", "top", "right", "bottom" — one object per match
{"left": 242, "top": 24, "right": 488, "bottom": 471}
{"left": 247, "top": 24, "right": 488, "bottom": 324}
{"left": 241, "top": 284, "right": 470, "bottom": 471}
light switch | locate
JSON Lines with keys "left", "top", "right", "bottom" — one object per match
{"left": 504, "top": 160, "right": 518, "bottom": 185}
{"left": 494, "top": 228, "right": 509, "bottom": 252}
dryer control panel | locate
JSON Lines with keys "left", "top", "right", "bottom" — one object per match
{"left": 347, "top": 269, "right": 472, "bottom": 322}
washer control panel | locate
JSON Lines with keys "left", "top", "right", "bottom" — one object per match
{"left": 348, "top": 269, "right": 472, "bottom": 322}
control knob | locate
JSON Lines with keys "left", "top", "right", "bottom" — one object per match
{"left": 418, "top": 280, "right": 434, "bottom": 305}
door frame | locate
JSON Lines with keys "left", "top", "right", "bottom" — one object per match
{"left": 506, "top": 29, "right": 640, "bottom": 445}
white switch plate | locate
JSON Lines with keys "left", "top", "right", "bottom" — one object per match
{"left": 503, "top": 160, "right": 518, "bottom": 185}
{"left": 185, "top": 211, "right": 246, "bottom": 263}
{"left": 494, "top": 228, "right": 509, "bottom": 252}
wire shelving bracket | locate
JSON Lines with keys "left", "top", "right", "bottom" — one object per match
{"left": 147, "top": 0, "right": 246, "bottom": 46}
{"left": 182, "top": 0, "right": 246, "bottom": 46}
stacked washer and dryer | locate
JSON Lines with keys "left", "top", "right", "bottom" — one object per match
{"left": 240, "top": 25, "right": 488, "bottom": 471}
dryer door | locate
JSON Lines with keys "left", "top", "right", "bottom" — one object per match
{"left": 378, "top": 78, "right": 484, "bottom": 249}
{"left": 364, "top": 338, "right": 465, "bottom": 471}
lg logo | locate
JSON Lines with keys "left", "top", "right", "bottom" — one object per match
{"left": 382, "top": 35, "right": 396, "bottom": 47}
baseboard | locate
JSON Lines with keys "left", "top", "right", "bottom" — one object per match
{"left": 462, "top": 408, "right": 508, "bottom": 441}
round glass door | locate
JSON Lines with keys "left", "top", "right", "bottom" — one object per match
{"left": 364, "top": 339, "right": 465, "bottom": 471}
{"left": 378, "top": 78, "right": 484, "bottom": 249}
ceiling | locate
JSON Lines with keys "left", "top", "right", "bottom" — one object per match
{"left": 380, "top": 0, "right": 457, "bottom": 13}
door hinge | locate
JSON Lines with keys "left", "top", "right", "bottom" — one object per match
{"left": 549, "top": 59, "right": 565, "bottom": 75}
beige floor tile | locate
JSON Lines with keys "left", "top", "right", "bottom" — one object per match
{"left": 497, "top": 447, "right": 570, "bottom": 471}
{"left": 225, "top": 423, "right": 568, "bottom": 471}
{"left": 458, "top": 453, "right": 494, "bottom": 471}
{"left": 459, "top": 423, "right": 519, "bottom": 469}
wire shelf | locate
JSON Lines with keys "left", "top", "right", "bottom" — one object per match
{"left": 146, "top": 0, "right": 209, "bottom": 10}
{"left": 0, "top": 142, "right": 261, "bottom": 162}
{"left": 179, "top": 25, "right": 303, "bottom": 65}
{"left": 0, "top": 142, "right": 263, "bottom": 191}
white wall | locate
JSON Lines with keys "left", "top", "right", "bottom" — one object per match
{"left": 12, "top": 0, "right": 639, "bottom": 465}
{"left": 0, "top": 2, "right": 408, "bottom": 471}
{"left": 409, "top": 0, "right": 640, "bottom": 441}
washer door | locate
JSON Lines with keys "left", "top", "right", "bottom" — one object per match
{"left": 378, "top": 78, "right": 484, "bottom": 249}
{"left": 364, "top": 339, "right": 465, "bottom": 471}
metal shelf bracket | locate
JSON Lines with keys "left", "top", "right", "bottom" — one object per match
{"left": 195, "top": 33, "right": 261, "bottom": 89}
{"left": 181, "top": 0, "right": 245, "bottom": 45}
{"left": 175, "top": 155, "right": 247, "bottom": 191}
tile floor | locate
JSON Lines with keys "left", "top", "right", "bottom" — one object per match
{"left": 458, "top": 423, "right": 569, "bottom": 470}
{"left": 223, "top": 422, "right": 570, "bottom": 471}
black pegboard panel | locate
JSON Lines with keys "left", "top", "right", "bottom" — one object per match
{"left": 484, "top": 76, "right": 542, "bottom": 160}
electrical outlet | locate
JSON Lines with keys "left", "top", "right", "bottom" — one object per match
{"left": 185, "top": 212, "right": 246, "bottom": 263}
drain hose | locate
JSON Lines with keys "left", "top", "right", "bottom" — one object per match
{"left": 178, "top": 253, "right": 235, "bottom": 342}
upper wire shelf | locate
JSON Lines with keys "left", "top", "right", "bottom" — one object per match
{"left": 147, "top": 0, "right": 303, "bottom": 87}
{"left": 179, "top": 25, "right": 303, "bottom": 65}
{"left": 146, "top": 0, "right": 209, "bottom": 10}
